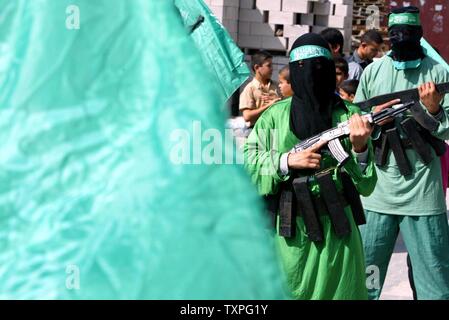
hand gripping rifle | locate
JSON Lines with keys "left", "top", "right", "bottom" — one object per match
{"left": 292, "top": 101, "right": 414, "bottom": 165}
{"left": 357, "top": 82, "right": 449, "bottom": 132}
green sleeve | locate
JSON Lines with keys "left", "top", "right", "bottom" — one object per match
{"left": 429, "top": 68, "right": 449, "bottom": 140}
{"left": 244, "top": 115, "right": 290, "bottom": 196}
{"left": 341, "top": 105, "right": 378, "bottom": 197}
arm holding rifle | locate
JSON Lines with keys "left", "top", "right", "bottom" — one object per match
{"left": 284, "top": 99, "right": 407, "bottom": 195}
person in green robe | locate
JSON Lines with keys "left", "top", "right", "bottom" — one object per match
{"left": 244, "top": 33, "right": 378, "bottom": 300}
{"left": 354, "top": 6, "right": 449, "bottom": 300}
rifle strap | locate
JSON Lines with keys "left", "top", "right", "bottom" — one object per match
{"left": 278, "top": 189, "right": 295, "bottom": 238}
{"left": 292, "top": 177, "right": 324, "bottom": 242}
{"left": 340, "top": 172, "right": 366, "bottom": 226}
{"left": 400, "top": 118, "right": 434, "bottom": 165}
{"left": 385, "top": 126, "right": 412, "bottom": 176}
{"left": 374, "top": 119, "right": 447, "bottom": 175}
{"left": 316, "top": 171, "right": 351, "bottom": 238}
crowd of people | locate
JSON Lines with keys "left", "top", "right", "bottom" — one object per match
{"left": 241, "top": 6, "right": 449, "bottom": 300}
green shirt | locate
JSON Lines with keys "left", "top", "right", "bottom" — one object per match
{"left": 244, "top": 97, "right": 377, "bottom": 199}
{"left": 354, "top": 55, "right": 449, "bottom": 215}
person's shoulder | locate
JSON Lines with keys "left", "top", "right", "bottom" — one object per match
{"left": 345, "top": 54, "right": 355, "bottom": 63}
{"left": 241, "top": 77, "right": 257, "bottom": 91}
{"left": 349, "top": 61, "right": 363, "bottom": 73}
{"left": 269, "top": 97, "right": 292, "bottom": 112}
{"left": 422, "top": 56, "right": 449, "bottom": 74}
{"left": 364, "top": 55, "right": 390, "bottom": 72}
{"left": 261, "top": 97, "right": 292, "bottom": 119}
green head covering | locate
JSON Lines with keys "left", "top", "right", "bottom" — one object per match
{"left": 388, "top": 12, "right": 421, "bottom": 27}
{"left": 290, "top": 45, "right": 333, "bottom": 62}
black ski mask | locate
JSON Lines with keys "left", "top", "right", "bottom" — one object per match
{"left": 388, "top": 6, "right": 424, "bottom": 62}
{"left": 289, "top": 33, "right": 342, "bottom": 140}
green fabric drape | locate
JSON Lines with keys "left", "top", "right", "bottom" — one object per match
{"left": 0, "top": 0, "right": 286, "bottom": 299}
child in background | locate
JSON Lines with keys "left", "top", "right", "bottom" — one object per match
{"left": 339, "top": 79, "right": 359, "bottom": 103}
{"left": 334, "top": 57, "right": 349, "bottom": 90}
{"left": 239, "top": 50, "right": 280, "bottom": 127}
{"left": 278, "top": 66, "right": 293, "bottom": 98}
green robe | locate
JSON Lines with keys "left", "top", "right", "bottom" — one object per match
{"left": 0, "top": 0, "right": 287, "bottom": 299}
{"left": 244, "top": 97, "right": 377, "bottom": 299}
{"left": 355, "top": 55, "right": 449, "bottom": 216}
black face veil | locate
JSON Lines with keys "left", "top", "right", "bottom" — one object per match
{"left": 388, "top": 6, "right": 424, "bottom": 62}
{"left": 289, "top": 33, "right": 339, "bottom": 140}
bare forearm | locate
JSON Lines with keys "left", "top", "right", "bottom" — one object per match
{"left": 242, "top": 105, "right": 270, "bottom": 126}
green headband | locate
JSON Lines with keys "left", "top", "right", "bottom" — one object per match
{"left": 388, "top": 12, "right": 421, "bottom": 27}
{"left": 290, "top": 45, "right": 332, "bottom": 62}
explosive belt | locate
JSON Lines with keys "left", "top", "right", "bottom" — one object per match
{"left": 264, "top": 169, "right": 366, "bottom": 243}
{"left": 373, "top": 117, "right": 446, "bottom": 176}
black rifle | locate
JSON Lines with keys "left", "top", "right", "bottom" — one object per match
{"left": 292, "top": 101, "right": 414, "bottom": 165}
{"left": 357, "top": 82, "right": 449, "bottom": 132}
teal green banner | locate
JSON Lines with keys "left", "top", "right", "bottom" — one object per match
{"left": 421, "top": 38, "right": 449, "bottom": 72}
{"left": 175, "top": 0, "right": 250, "bottom": 107}
{"left": 0, "top": 0, "right": 285, "bottom": 299}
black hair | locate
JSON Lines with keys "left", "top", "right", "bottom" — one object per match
{"left": 334, "top": 57, "right": 349, "bottom": 76}
{"left": 251, "top": 50, "right": 273, "bottom": 72}
{"left": 320, "top": 28, "right": 344, "bottom": 56}
{"left": 279, "top": 65, "right": 290, "bottom": 83}
{"left": 339, "top": 79, "right": 359, "bottom": 96}
{"left": 361, "top": 29, "right": 383, "bottom": 45}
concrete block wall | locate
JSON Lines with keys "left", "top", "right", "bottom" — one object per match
{"left": 205, "top": 0, "right": 355, "bottom": 54}
{"left": 204, "top": 0, "right": 240, "bottom": 42}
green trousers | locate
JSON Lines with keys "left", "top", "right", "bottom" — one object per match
{"left": 360, "top": 210, "right": 449, "bottom": 300}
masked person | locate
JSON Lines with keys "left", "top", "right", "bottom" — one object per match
{"left": 354, "top": 6, "right": 449, "bottom": 300}
{"left": 244, "top": 33, "right": 378, "bottom": 299}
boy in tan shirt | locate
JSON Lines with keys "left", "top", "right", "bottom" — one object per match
{"left": 239, "top": 51, "right": 280, "bottom": 127}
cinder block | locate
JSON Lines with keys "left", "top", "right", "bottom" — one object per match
{"left": 224, "top": 6, "right": 239, "bottom": 20}
{"left": 287, "top": 38, "right": 294, "bottom": 52}
{"left": 311, "top": 25, "right": 327, "bottom": 34}
{"left": 238, "top": 34, "right": 263, "bottom": 49}
{"left": 222, "top": 20, "right": 238, "bottom": 33}
{"left": 239, "top": 9, "right": 265, "bottom": 22}
{"left": 329, "top": 0, "right": 353, "bottom": 5}
{"left": 223, "top": 0, "right": 240, "bottom": 7}
{"left": 238, "top": 21, "right": 251, "bottom": 35}
{"left": 333, "top": 4, "right": 353, "bottom": 16}
{"left": 256, "top": 0, "right": 282, "bottom": 11}
{"left": 282, "top": 0, "right": 312, "bottom": 14}
{"left": 312, "top": 2, "right": 331, "bottom": 15}
{"left": 250, "top": 22, "right": 276, "bottom": 37}
{"left": 268, "top": 11, "right": 295, "bottom": 25}
{"left": 315, "top": 14, "right": 350, "bottom": 28}
{"left": 315, "top": 15, "right": 329, "bottom": 27}
{"left": 284, "top": 24, "right": 310, "bottom": 38}
{"left": 328, "top": 15, "right": 351, "bottom": 28}
{"left": 262, "top": 36, "right": 287, "bottom": 50}
{"left": 297, "top": 13, "right": 314, "bottom": 25}
{"left": 240, "top": 0, "right": 254, "bottom": 9}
